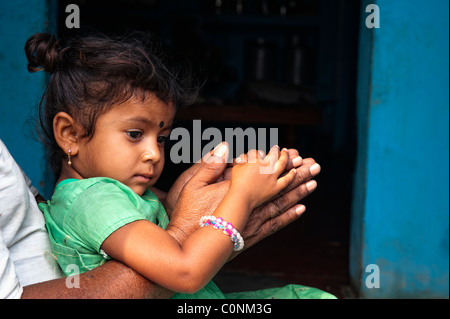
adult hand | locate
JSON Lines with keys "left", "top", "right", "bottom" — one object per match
{"left": 165, "top": 143, "right": 321, "bottom": 251}
{"left": 218, "top": 147, "right": 321, "bottom": 255}
{"left": 234, "top": 156, "right": 320, "bottom": 256}
{"left": 165, "top": 142, "right": 230, "bottom": 244}
{"left": 164, "top": 146, "right": 303, "bottom": 215}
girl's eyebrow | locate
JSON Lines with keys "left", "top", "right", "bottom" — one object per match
{"left": 126, "top": 117, "right": 172, "bottom": 129}
{"left": 126, "top": 116, "right": 152, "bottom": 125}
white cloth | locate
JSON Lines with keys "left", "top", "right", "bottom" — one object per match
{"left": 0, "top": 139, "right": 62, "bottom": 298}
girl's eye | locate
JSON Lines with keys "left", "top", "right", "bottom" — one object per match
{"left": 127, "top": 130, "right": 143, "bottom": 140}
{"left": 157, "top": 135, "right": 168, "bottom": 145}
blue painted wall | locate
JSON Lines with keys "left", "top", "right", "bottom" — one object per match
{"left": 351, "top": 0, "right": 449, "bottom": 298}
{"left": 0, "top": 0, "right": 54, "bottom": 198}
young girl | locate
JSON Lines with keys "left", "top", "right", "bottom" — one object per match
{"left": 28, "top": 32, "right": 334, "bottom": 299}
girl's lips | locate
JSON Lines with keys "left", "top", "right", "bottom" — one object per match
{"left": 134, "top": 174, "right": 154, "bottom": 182}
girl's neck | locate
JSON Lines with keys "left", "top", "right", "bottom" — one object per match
{"left": 57, "top": 161, "right": 84, "bottom": 186}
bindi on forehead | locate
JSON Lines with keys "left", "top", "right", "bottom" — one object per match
{"left": 159, "top": 121, "right": 164, "bottom": 128}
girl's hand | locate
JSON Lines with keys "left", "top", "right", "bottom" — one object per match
{"left": 229, "top": 146, "right": 297, "bottom": 209}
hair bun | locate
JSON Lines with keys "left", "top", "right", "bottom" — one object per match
{"left": 25, "top": 33, "right": 61, "bottom": 73}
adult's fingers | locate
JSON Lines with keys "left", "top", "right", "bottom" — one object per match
{"left": 277, "top": 158, "right": 320, "bottom": 197}
{"left": 242, "top": 166, "right": 317, "bottom": 234}
{"left": 259, "top": 203, "right": 306, "bottom": 240}
{"left": 237, "top": 202, "right": 306, "bottom": 253}
{"left": 286, "top": 149, "right": 301, "bottom": 170}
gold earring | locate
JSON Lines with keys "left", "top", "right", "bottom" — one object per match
{"left": 67, "top": 148, "right": 72, "bottom": 166}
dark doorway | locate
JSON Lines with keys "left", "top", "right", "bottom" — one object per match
{"left": 57, "top": 0, "right": 360, "bottom": 298}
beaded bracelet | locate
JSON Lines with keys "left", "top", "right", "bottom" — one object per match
{"left": 199, "top": 215, "right": 244, "bottom": 251}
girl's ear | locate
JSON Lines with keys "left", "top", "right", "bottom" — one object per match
{"left": 53, "top": 112, "right": 82, "bottom": 156}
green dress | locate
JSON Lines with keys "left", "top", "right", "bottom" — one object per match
{"left": 40, "top": 177, "right": 336, "bottom": 299}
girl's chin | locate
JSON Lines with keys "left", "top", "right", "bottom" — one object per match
{"left": 128, "top": 180, "right": 158, "bottom": 196}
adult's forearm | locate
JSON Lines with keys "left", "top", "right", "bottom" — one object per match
{"left": 21, "top": 260, "right": 174, "bottom": 299}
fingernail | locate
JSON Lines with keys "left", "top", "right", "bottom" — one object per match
{"left": 309, "top": 163, "right": 321, "bottom": 175}
{"left": 306, "top": 180, "right": 317, "bottom": 192}
{"left": 295, "top": 205, "right": 306, "bottom": 215}
{"left": 214, "top": 143, "right": 228, "bottom": 157}
{"left": 292, "top": 156, "right": 302, "bottom": 167}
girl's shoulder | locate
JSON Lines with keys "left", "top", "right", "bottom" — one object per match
{"left": 55, "top": 177, "right": 129, "bottom": 193}
{"left": 44, "top": 177, "right": 142, "bottom": 217}
{"left": 59, "top": 177, "right": 160, "bottom": 201}
{"left": 43, "top": 177, "right": 165, "bottom": 232}
{"left": 51, "top": 177, "right": 159, "bottom": 211}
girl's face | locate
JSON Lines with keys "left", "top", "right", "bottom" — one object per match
{"left": 73, "top": 94, "right": 175, "bottom": 196}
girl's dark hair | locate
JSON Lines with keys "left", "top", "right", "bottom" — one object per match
{"left": 25, "top": 31, "right": 200, "bottom": 176}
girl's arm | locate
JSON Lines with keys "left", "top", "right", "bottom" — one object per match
{"left": 101, "top": 147, "right": 296, "bottom": 294}
{"left": 100, "top": 188, "right": 251, "bottom": 294}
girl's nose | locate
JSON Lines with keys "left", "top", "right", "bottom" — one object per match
{"left": 141, "top": 145, "right": 160, "bottom": 163}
